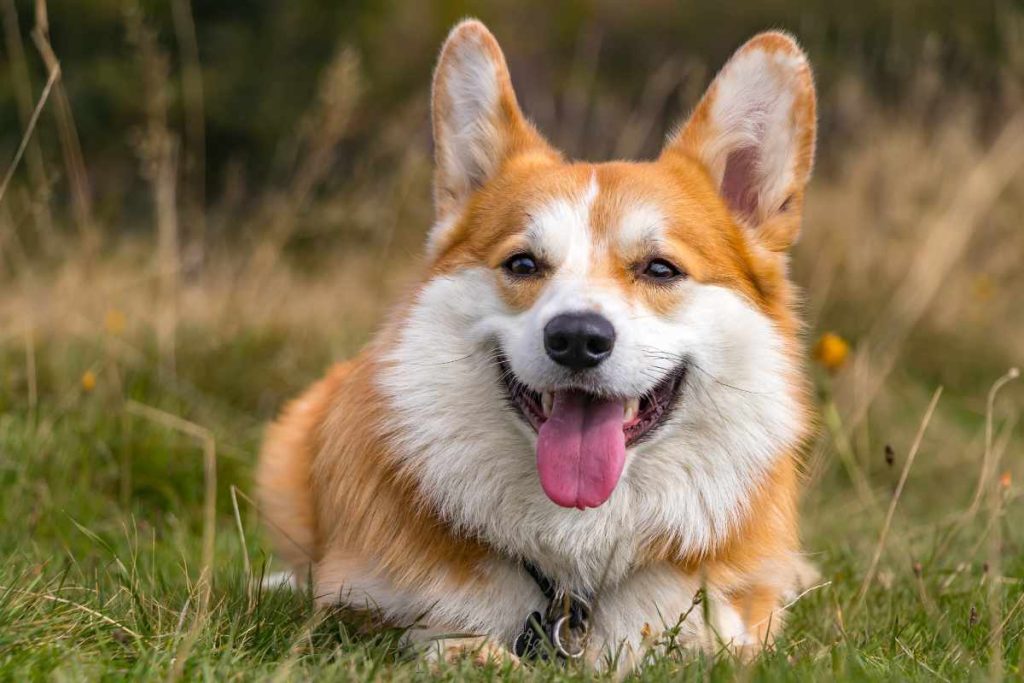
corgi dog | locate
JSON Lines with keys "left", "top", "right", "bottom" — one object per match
{"left": 257, "top": 19, "right": 817, "bottom": 669}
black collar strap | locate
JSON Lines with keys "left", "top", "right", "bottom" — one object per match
{"left": 512, "top": 561, "right": 593, "bottom": 661}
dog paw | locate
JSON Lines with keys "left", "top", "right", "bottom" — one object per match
{"left": 427, "top": 636, "right": 520, "bottom": 668}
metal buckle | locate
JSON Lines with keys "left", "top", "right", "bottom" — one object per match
{"left": 546, "top": 589, "right": 589, "bottom": 659}
{"left": 550, "top": 614, "right": 586, "bottom": 659}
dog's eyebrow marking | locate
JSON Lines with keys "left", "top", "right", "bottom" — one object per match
{"left": 526, "top": 173, "right": 599, "bottom": 275}
{"left": 616, "top": 202, "right": 667, "bottom": 251}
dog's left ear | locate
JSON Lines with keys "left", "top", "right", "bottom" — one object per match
{"left": 662, "top": 32, "right": 816, "bottom": 251}
{"left": 429, "top": 20, "right": 555, "bottom": 249}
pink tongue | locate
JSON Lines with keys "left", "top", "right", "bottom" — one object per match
{"left": 536, "top": 391, "right": 626, "bottom": 509}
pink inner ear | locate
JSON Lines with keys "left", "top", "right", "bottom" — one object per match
{"left": 720, "top": 147, "right": 760, "bottom": 220}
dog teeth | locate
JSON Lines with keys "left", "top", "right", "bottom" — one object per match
{"left": 541, "top": 392, "right": 554, "bottom": 418}
{"left": 623, "top": 397, "right": 640, "bottom": 424}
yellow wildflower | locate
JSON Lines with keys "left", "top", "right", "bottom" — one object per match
{"left": 81, "top": 370, "right": 97, "bottom": 392}
{"left": 814, "top": 332, "right": 850, "bottom": 373}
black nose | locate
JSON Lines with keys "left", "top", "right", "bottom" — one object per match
{"left": 544, "top": 312, "right": 616, "bottom": 370}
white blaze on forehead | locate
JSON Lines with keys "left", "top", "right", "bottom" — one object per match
{"left": 526, "top": 173, "right": 598, "bottom": 274}
{"left": 615, "top": 202, "right": 668, "bottom": 252}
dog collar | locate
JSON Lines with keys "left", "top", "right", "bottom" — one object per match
{"left": 512, "top": 561, "right": 593, "bottom": 661}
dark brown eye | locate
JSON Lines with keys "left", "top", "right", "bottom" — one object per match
{"left": 640, "top": 258, "right": 684, "bottom": 282}
{"left": 503, "top": 253, "right": 540, "bottom": 277}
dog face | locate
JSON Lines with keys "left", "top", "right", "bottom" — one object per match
{"left": 381, "top": 21, "right": 814, "bottom": 578}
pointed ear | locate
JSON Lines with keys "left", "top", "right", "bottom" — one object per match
{"left": 430, "top": 20, "right": 553, "bottom": 245}
{"left": 662, "top": 32, "right": 816, "bottom": 251}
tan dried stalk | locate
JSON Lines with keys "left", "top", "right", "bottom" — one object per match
{"left": 30, "top": 0, "right": 97, "bottom": 253}
{"left": 854, "top": 386, "right": 942, "bottom": 609}
{"left": 0, "top": 0, "right": 56, "bottom": 251}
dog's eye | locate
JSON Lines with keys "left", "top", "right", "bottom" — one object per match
{"left": 503, "top": 253, "right": 540, "bottom": 277}
{"left": 640, "top": 258, "right": 684, "bottom": 282}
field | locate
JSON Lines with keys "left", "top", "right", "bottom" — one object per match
{"left": 2, "top": 1, "right": 1024, "bottom": 680}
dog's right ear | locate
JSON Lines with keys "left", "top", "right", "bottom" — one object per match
{"left": 429, "top": 20, "right": 554, "bottom": 248}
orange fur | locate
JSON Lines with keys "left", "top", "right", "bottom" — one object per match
{"left": 259, "top": 350, "right": 490, "bottom": 598}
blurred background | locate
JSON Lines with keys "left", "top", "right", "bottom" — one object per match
{"left": 2, "top": 1, "right": 1023, "bottom": 359}
{"left": 1, "top": 1, "right": 1023, "bottom": 677}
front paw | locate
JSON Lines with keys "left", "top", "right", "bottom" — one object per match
{"left": 424, "top": 636, "right": 521, "bottom": 668}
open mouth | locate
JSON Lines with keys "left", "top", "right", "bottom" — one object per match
{"left": 498, "top": 355, "right": 686, "bottom": 509}
{"left": 499, "top": 356, "right": 686, "bottom": 447}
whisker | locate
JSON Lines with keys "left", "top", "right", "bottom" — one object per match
{"left": 638, "top": 345, "right": 774, "bottom": 397}
{"left": 687, "top": 362, "right": 771, "bottom": 396}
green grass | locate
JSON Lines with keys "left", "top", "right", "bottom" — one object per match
{"left": 1, "top": 307, "right": 1021, "bottom": 682}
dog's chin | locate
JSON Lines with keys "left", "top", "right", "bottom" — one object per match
{"left": 496, "top": 354, "right": 687, "bottom": 449}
